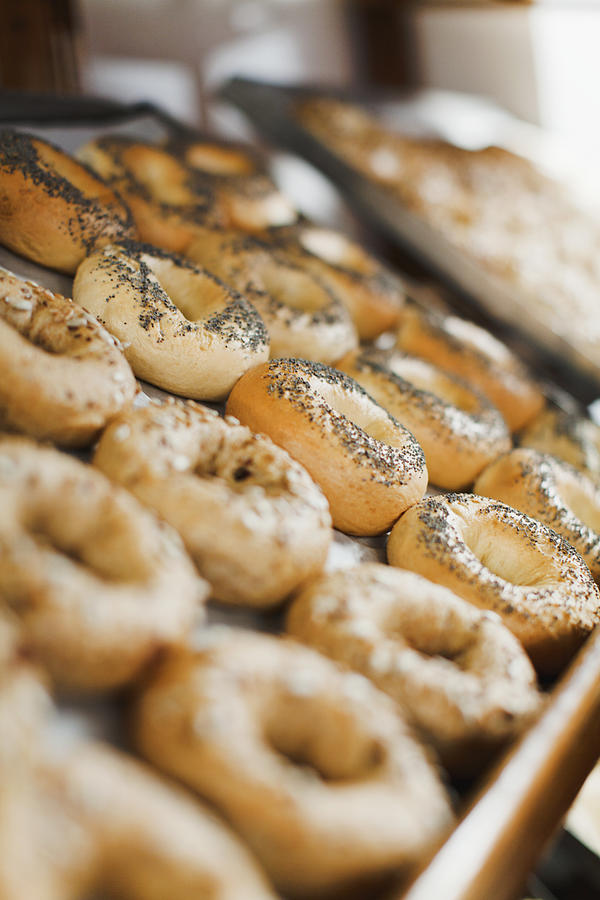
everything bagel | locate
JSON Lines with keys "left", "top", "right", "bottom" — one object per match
{"left": 226, "top": 358, "right": 428, "bottom": 535}
{"left": 0, "top": 267, "right": 136, "bottom": 447}
{"left": 267, "top": 223, "right": 405, "bottom": 339}
{"left": 73, "top": 240, "right": 269, "bottom": 400}
{"left": 187, "top": 229, "right": 357, "bottom": 364}
{"left": 287, "top": 564, "right": 541, "bottom": 772}
{"left": 0, "top": 437, "right": 206, "bottom": 692}
{"left": 132, "top": 629, "right": 453, "bottom": 896}
{"left": 0, "top": 130, "right": 134, "bottom": 273}
{"left": 337, "top": 345, "right": 511, "bottom": 489}
{"left": 387, "top": 493, "right": 600, "bottom": 674}
{"left": 474, "top": 448, "right": 600, "bottom": 581}
{"left": 94, "top": 399, "right": 332, "bottom": 607}
{"left": 395, "top": 303, "right": 545, "bottom": 432}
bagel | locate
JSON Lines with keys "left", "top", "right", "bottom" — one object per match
{"left": 519, "top": 406, "right": 600, "bottom": 482}
{"left": 387, "top": 493, "right": 600, "bottom": 675}
{"left": 0, "top": 609, "right": 51, "bottom": 771}
{"left": 337, "top": 345, "right": 511, "bottom": 489}
{"left": 0, "top": 266, "right": 136, "bottom": 447}
{"left": 226, "top": 358, "right": 428, "bottom": 535}
{"left": 395, "top": 303, "right": 545, "bottom": 432}
{"left": 78, "top": 135, "right": 223, "bottom": 254}
{"left": 0, "top": 739, "right": 277, "bottom": 900}
{"left": 287, "top": 563, "right": 541, "bottom": 772}
{"left": 73, "top": 239, "right": 269, "bottom": 400}
{"left": 166, "top": 134, "right": 298, "bottom": 232}
{"left": 0, "top": 129, "right": 134, "bottom": 273}
{"left": 187, "top": 229, "right": 357, "bottom": 364}
{"left": 268, "top": 223, "right": 405, "bottom": 339}
{"left": 0, "top": 436, "right": 206, "bottom": 692}
{"left": 132, "top": 629, "right": 453, "bottom": 896}
{"left": 93, "top": 399, "right": 332, "bottom": 608}
{"left": 474, "top": 448, "right": 600, "bottom": 581}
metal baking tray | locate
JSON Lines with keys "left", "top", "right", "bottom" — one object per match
{"left": 3, "top": 95, "right": 600, "bottom": 900}
{"left": 219, "top": 77, "right": 600, "bottom": 405}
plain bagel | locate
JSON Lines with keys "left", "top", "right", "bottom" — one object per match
{"left": 0, "top": 436, "right": 206, "bottom": 692}
{"left": 337, "top": 345, "right": 511, "bottom": 489}
{"left": 287, "top": 563, "right": 541, "bottom": 772}
{"left": 132, "top": 629, "right": 454, "bottom": 897}
{"left": 474, "top": 447, "right": 600, "bottom": 581}
{"left": 93, "top": 399, "right": 332, "bottom": 608}
{"left": 226, "top": 358, "right": 428, "bottom": 535}
{"left": 0, "top": 267, "right": 136, "bottom": 447}
{"left": 73, "top": 239, "right": 269, "bottom": 400}
{"left": 0, "top": 130, "right": 134, "bottom": 273}
{"left": 387, "top": 492, "right": 600, "bottom": 675}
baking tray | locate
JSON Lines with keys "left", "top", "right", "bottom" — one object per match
{"left": 3, "top": 94, "right": 600, "bottom": 900}
{"left": 219, "top": 77, "right": 600, "bottom": 405}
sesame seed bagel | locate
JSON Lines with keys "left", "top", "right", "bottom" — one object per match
{"left": 475, "top": 448, "right": 600, "bottom": 581}
{"left": 269, "top": 223, "right": 406, "bottom": 339}
{"left": 186, "top": 230, "right": 357, "bottom": 364}
{"left": 287, "top": 564, "right": 541, "bottom": 773}
{"left": 0, "top": 739, "right": 277, "bottom": 900}
{"left": 0, "top": 130, "right": 135, "bottom": 273}
{"left": 519, "top": 406, "right": 600, "bottom": 482}
{"left": 78, "top": 135, "right": 223, "bottom": 254}
{"left": 73, "top": 240, "right": 269, "bottom": 401}
{"left": 337, "top": 346, "right": 511, "bottom": 489}
{"left": 395, "top": 303, "right": 545, "bottom": 432}
{"left": 226, "top": 358, "right": 428, "bottom": 535}
{"left": 0, "top": 437, "right": 206, "bottom": 692}
{"left": 387, "top": 493, "right": 600, "bottom": 675}
{"left": 0, "top": 267, "right": 136, "bottom": 447}
{"left": 166, "top": 135, "right": 298, "bottom": 232}
{"left": 132, "top": 630, "right": 454, "bottom": 897}
{"left": 93, "top": 399, "right": 332, "bottom": 608}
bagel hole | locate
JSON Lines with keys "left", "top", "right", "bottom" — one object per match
{"left": 462, "top": 520, "right": 557, "bottom": 587}
{"left": 263, "top": 698, "right": 386, "bottom": 782}
{"left": 257, "top": 263, "right": 331, "bottom": 313}
{"left": 557, "top": 472, "right": 600, "bottom": 533}
{"left": 145, "top": 258, "right": 229, "bottom": 321}
{"left": 319, "top": 382, "right": 405, "bottom": 449}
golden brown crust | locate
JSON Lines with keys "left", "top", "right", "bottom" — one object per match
{"left": 0, "top": 436, "right": 206, "bottom": 692}
{"left": 78, "top": 135, "right": 224, "bottom": 254}
{"left": 0, "top": 739, "right": 277, "bottom": 900}
{"left": 0, "top": 267, "right": 136, "bottom": 447}
{"left": 94, "top": 399, "right": 332, "bottom": 608}
{"left": 226, "top": 358, "right": 428, "bottom": 535}
{"left": 337, "top": 346, "right": 511, "bottom": 489}
{"left": 0, "top": 130, "right": 135, "bottom": 273}
{"left": 132, "top": 630, "right": 453, "bottom": 896}
{"left": 474, "top": 447, "right": 600, "bottom": 581}
{"left": 268, "top": 223, "right": 405, "bottom": 339}
{"left": 73, "top": 240, "right": 269, "bottom": 400}
{"left": 395, "top": 303, "right": 545, "bottom": 432}
{"left": 287, "top": 563, "right": 541, "bottom": 773}
{"left": 187, "top": 229, "right": 358, "bottom": 364}
{"left": 387, "top": 493, "right": 600, "bottom": 675}
{"left": 164, "top": 134, "right": 298, "bottom": 232}
{"left": 519, "top": 407, "right": 600, "bottom": 481}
